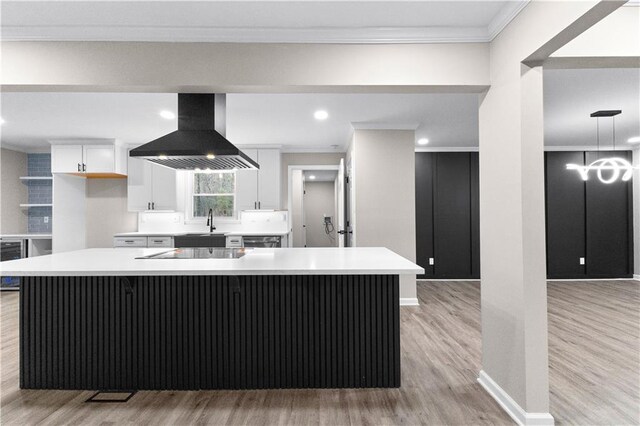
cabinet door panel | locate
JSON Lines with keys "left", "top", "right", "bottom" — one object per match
{"left": 470, "top": 153, "right": 480, "bottom": 278}
{"left": 151, "top": 163, "right": 177, "bottom": 211}
{"left": 83, "top": 145, "right": 115, "bottom": 173}
{"left": 51, "top": 145, "right": 83, "bottom": 173}
{"left": 585, "top": 151, "right": 632, "bottom": 277}
{"left": 236, "top": 149, "right": 259, "bottom": 213}
{"left": 257, "top": 149, "right": 280, "bottom": 209}
{"left": 415, "top": 153, "right": 435, "bottom": 278}
{"left": 127, "top": 156, "right": 153, "bottom": 211}
{"left": 433, "top": 153, "right": 472, "bottom": 278}
{"left": 545, "top": 152, "right": 586, "bottom": 278}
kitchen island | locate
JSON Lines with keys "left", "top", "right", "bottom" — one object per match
{"left": 1, "top": 247, "right": 422, "bottom": 392}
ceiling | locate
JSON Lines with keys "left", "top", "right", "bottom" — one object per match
{"left": 0, "top": 92, "right": 480, "bottom": 151}
{"left": 1, "top": 68, "right": 638, "bottom": 153}
{"left": 544, "top": 68, "right": 640, "bottom": 148}
{"left": 304, "top": 170, "right": 338, "bottom": 182}
{"left": 1, "top": 1, "right": 529, "bottom": 43}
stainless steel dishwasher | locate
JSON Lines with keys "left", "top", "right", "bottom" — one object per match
{"left": 242, "top": 236, "right": 282, "bottom": 248}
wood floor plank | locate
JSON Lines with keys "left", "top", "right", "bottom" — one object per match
{"left": 2, "top": 280, "right": 637, "bottom": 425}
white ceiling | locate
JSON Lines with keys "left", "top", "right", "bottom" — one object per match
{"left": 0, "top": 92, "right": 480, "bottom": 151}
{"left": 304, "top": 170, "right": 338, "bottom": 182}
{"left": 1, "top": 68, "right": 638, "bottom": 152}
{"left": 544, "top": 68, "right": 640, "bottom": 148}
{"left": 1, "top": 0, "right": 529, "bottom": 43}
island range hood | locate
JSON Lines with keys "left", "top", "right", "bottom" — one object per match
{"left": 130, "top": 94, "right": 259, "bottom": 170}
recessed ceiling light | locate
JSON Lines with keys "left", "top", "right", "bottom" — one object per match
{"left": 159, "top": 110, "right": 176, "bottom": 120}
{"left": 417, "top": 138, "right": 429, "bottom": 145}
{"left": 309, "top": 175, "right": 316, "bottom": 180}
{"left": 628, "top": 136, "right": 640, "bottom": 144}
{"left": 314, "top": 110, "right": 329, "bottom": 120}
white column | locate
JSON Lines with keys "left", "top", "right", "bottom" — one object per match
{"left": 348, "top": 129, "right": 417, "bottom": 304}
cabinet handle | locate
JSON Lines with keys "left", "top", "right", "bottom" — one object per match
{"left": 152, "top": 202, "right": 155, "bottom": 210}
{"left": 82, "top": 163, "right": 86, "bottom": 172}
{"left": 148, "top": 202, "right": 151, "bottom": 210}
{"left": 258, "top": 201, "right": 261, "bottom": 209}
{"left": 254, "top": 202, "right": 257, "bottom": 209}
{"left": 77, "top": 163, "right": 81, "bottom": 172}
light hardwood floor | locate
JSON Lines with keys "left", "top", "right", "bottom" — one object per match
{"left": 1, "top": 280, "right": 638, "bottom": 425}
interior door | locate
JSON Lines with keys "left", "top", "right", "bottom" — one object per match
{"left": 337, "top": 159, "right": 346, "bottom": 247}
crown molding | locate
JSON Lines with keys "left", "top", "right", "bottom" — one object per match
{"left": 415, "top": 146, "right": 478, "bottom": 152}
{"left": 1, "top": 25, "right": 495, "bottom": 44}
{"left": 487, "top": 0, "right": 530, "bottom": 41}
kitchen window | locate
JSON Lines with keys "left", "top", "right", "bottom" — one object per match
{"left": 190, "top": 171, "right": 236, "bottom": 218}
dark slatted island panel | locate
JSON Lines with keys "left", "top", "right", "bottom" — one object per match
{"left": 20, "top": 275, "right": 400, "bottom": 390}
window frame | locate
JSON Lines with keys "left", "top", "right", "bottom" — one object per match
{"left": 185, "top": 170, "right": 239, "bottom": 223}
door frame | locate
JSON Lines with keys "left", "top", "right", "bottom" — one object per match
{"left": 287, "top": 165, "right": 341, "bottom": 248}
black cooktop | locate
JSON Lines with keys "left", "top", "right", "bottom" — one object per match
{"left": 137, "top": 247, "right": 248, "bottom": 259}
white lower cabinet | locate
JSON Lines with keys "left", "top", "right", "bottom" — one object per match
{"left": 146, "top": 236, "right": 174, "bottom": 248}
{"left": 113, "top": 237, "right": 148, "bottom": 248}
{"left": 113, "top": 236, "right": 174, "bottom": 248}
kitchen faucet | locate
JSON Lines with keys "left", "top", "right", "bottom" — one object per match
{"left": 206, "top": 208, "right": 216, "bottom": 232}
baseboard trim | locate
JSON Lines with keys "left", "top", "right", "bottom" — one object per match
{"left": 399, "top": 298, "right": 419, "bottom": 306}
{"left": 478, "top": 370, "right": 554, "bottom": 426}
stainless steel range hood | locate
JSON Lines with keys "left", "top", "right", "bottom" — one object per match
{"left": 130, "top": 94, "right": 259, "bottom": 170}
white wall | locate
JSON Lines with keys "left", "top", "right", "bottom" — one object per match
{"left": 634, "top": 149, "right": 640, "bottom": 279}
{"left": 291, "top": 169, "right": 305, "bottom": 247}
{"left": 86, "top": 178, "right": 137, "bottom": 248}
{"left": 304, "top": 181, "right": 337, "bottom": 248}
{"left": 477, "top": 0, "right": 622, "bottom": 420}
{"left": 52, "top": 174, "right": 86, "bottom": 253}
{"left": 0, "top": 148, "right": 28, "bottom": 234}
{"left": 1, "top": 42, "right": 490, "bottom": 92}
{"left": 349, "top": 129, "right": 417, "bottom": 302}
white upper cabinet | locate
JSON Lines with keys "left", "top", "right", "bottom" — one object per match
{"left": 127, "top": 153, "right": 180, "bottom": 212}
{"left": 83, "top": 145, "right": 116, "bottom": 173}
{"left": 235, "top": 148, "right": 280, "bottom": 212}
{"left": 51, "top": 141, "right": 126, "bottom": 176}
{"left": 256, "top": 149, "right": 280, "bottom": 210}
{"left": 235, "top": 149, "right": 259, "bottom": 212}
{"left": 51, "top": 145, "right": 84, "bottom": 173}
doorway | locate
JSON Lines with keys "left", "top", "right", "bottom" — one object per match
{"left": 287, "top": 163, "right": 348, "bottom": 247}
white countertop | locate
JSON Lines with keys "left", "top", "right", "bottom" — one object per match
{"left": 1, "top": 234, "right": 52, "bottom": 239}
{"left": 0, "top": 247, "right": 424, "bottom": 277}
{"left": 114, "top": 231, "right": 289, "bottom": 237}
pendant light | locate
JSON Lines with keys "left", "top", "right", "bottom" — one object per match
{"left": 566, "top": 110, "right": 637, "bottom": 184}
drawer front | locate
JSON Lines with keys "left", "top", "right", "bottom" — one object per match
{"left": 147, "top": 237, "right": 174, "bottom": 248}
{"left": 226, "top": 236, "right": 243, "bottom": 248}
{"left": 113, "top": 237, "right": 148, "bottom": 248}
